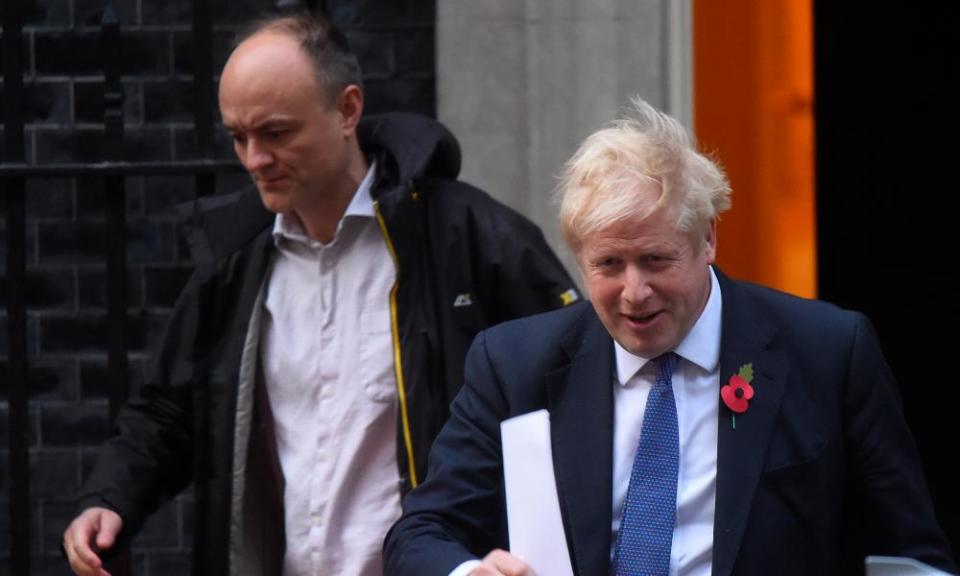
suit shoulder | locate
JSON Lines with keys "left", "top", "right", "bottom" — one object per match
{"left": 461, "top": 302, "right": 596, "bottom": 399}
{"left": 489, "top": 299, "right": 591, "bottom": 332}
{"left": 480, "top": 301, "right": 593, "bottom": 356}
{"left": 730, "top": 277, "right": 867, "bottom": 341}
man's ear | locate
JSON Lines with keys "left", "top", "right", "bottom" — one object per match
{"left": 337, "top": 84, "right": 364, "bottom": 135}
{"left": 703, "top": 218, "right": 717, "bottom": 264}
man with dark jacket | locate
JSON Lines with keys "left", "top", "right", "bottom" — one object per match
{"left": 383, "top": 98, "right": 956, "bottom": 576}
{"left": 62, "top": 13, "right": 577, "bottom": 576}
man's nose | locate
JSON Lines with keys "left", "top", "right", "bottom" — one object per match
{"left": 242, "top": 139, "right": 274, "bottom": 172}
{"left": 623, "top": 265, "right": 653, "bottom": 305}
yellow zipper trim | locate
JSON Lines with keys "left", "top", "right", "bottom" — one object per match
{"left": 373, "top": 200, "right": 419, "bottom": 488}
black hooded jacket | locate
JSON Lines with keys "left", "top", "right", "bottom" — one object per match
{"left": 79, "top": 113, "right": 578, "bottom": 573}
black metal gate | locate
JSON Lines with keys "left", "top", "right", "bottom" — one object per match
{"left": 0, "top": 0, "right": 305, "bottom": 572}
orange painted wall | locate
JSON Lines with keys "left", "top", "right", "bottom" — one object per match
{"left": 693, "top": 0, "right": 816, "bottom": 298}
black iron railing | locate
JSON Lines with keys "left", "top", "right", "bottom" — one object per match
{"left": 2, "top": 1, "right": 29, "bottom": 574}
{"left": 0, "top": 0, "right": 326, "bottom": 572}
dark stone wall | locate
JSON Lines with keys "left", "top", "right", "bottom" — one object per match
{"left": 1, "top": 0, "right": 436, "bottom": 573}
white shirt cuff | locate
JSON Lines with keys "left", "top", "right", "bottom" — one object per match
{"left": 449, "top": 559, "right": 483, "bottom": 576}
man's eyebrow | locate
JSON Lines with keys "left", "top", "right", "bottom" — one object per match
{"left": 257, "top": 118, "right": 299, "bottom": 130}
{"left": 222, "top": 117, "right": 299, "bottom": 132}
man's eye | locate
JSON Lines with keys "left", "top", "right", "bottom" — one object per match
{"left": 642, "top": 255, "right": 672, "bottom": 268}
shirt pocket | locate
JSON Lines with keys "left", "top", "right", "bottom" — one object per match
{"left": 359, "top": 309, "right": 397, "bottom": 403}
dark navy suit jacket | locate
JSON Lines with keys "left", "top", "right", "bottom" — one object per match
{"left": 384, "top": 271, "right": 956, "bottom": 575}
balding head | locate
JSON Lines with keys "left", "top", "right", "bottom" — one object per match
{"left": 219, "top": 30, "right": 320, "bottom": 115}
{"left": 230, "top": 13, "right": 362, "bottom": 103}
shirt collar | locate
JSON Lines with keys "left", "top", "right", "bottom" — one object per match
{"left": 614, "top": 266, "right": 723, "bottom": 385}
{"left": 272, "top": 161, "right": 378, "bottom": 246}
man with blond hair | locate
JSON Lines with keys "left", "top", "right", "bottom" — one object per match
{"left": 61, "top": 11, "right": 577, "bottom": 576}
{"left": 384, "top": 98, "right": 956, "bottom": 576}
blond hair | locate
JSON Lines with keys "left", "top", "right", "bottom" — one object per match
{"left": 558, "top": 97, "right": 731, "bottom": 252}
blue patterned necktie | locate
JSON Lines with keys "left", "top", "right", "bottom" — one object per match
{"left": 614, "top": 352, "right": 680, "bottom": 576}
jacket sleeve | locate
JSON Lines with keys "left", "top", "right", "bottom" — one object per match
{"left": 424, "top": 184, "right": 580, "bottom": 407}
{"left": 77, "top": 269, "right": 206, "bottom": 537}
{"left": 843, "top": 314, "right": 957, "bottom": 573}
{"left": 474, "top": 205, "right": 580, "bottom": 326}
{"left": 384, "top": 330, "right": 509, "bottom": 576}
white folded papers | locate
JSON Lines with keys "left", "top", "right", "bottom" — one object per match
{"left": 865, "top": 556, "right": 954, "bottom": 576}
{"left": 501, "top": 409, "right": 575, "bottom": 576}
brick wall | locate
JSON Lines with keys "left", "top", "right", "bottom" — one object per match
{"left": 1, "top": 0, "right": 436, "bottom": 573}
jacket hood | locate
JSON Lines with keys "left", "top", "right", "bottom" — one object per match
{"left": 179, "top": 113, "right": 462, "bottom": 263}
{"left": 359, "top": 112, "right": 461, "bottom": 184}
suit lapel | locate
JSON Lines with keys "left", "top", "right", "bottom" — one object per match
{"left": 711, "top": 272, "right": 789, "bottom": 576}
{"left": 548, "top": 311, "right": 615, "bottom": 576}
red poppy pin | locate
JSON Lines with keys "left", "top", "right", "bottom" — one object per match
{"left": 721, "top": 363, "right": 755, "bottom": 429}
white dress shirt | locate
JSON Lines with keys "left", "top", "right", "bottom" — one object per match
{"left": 611, "top": 267, "right": 721, "bottom": 576}
{"left": 261, "top": 163, "right": 403, "bottom": 576}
